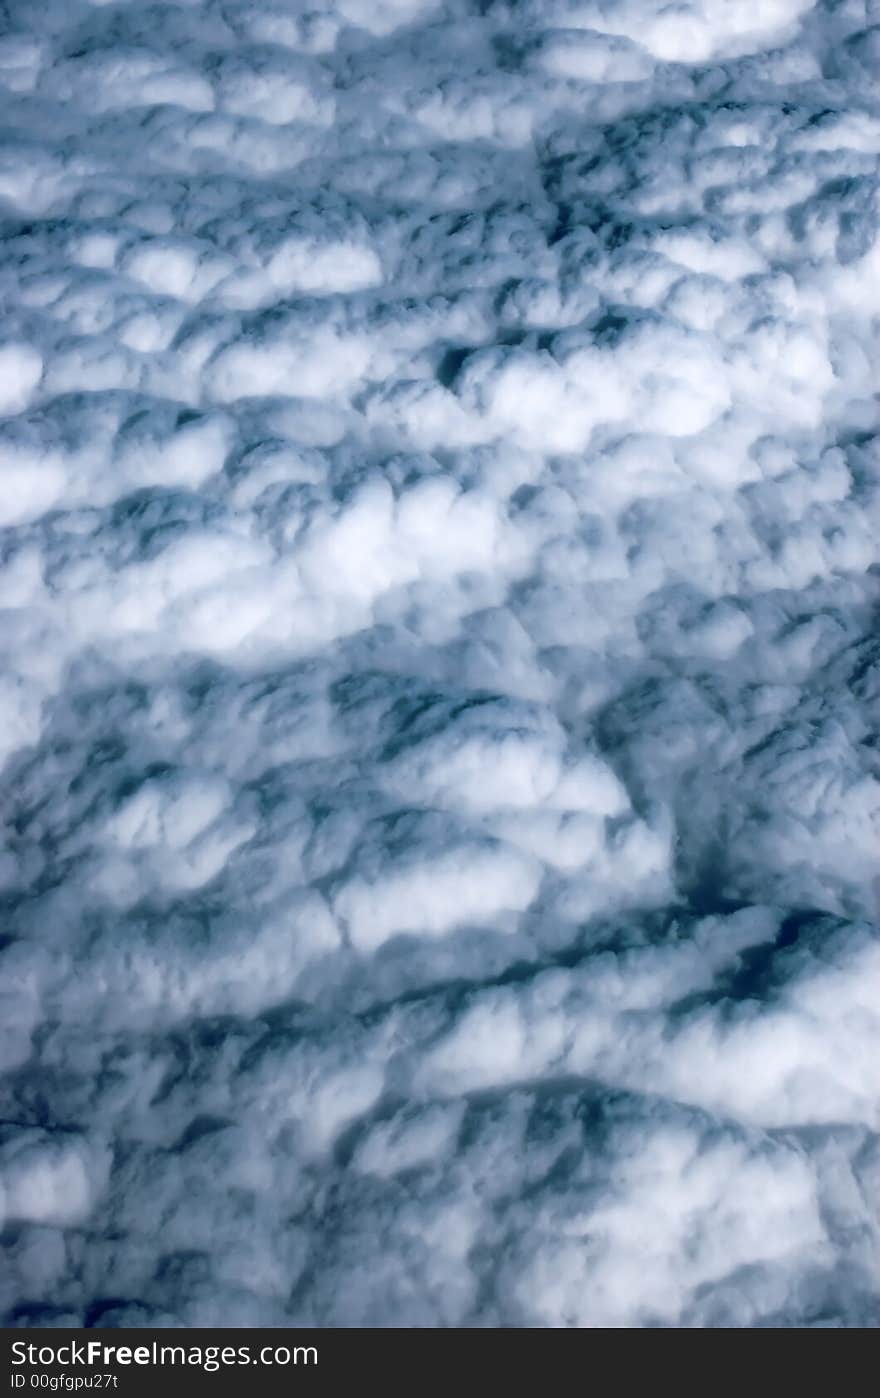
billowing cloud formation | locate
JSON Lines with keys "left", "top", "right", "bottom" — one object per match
{"left": 0, "top": 0, "right": 879, "bottom": 1329}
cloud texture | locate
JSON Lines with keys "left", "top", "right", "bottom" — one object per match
{"left": 0, "top": 0, "right": 878, "bottom": 1327}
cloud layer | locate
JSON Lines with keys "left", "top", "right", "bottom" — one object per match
{"left": 0, "top": 0, "right": 878, "bottom": 1327}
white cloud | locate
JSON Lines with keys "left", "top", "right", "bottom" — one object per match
{"left": 0, "top": 0, "right": 878, "bottom": 1331}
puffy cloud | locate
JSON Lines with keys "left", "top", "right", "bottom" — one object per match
{"left": 0, "top": 0, "right": 878, "bottom": 1331}
{"left": 0, "top": 343, "right": 43, "bottom": 417}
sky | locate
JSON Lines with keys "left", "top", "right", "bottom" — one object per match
{"left": 0, "top": 0, "right": 878, "bottom": 1327}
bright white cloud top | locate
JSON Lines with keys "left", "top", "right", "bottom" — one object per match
{"left": 0, "top": 0, "right": 878, "bottom": 1328}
